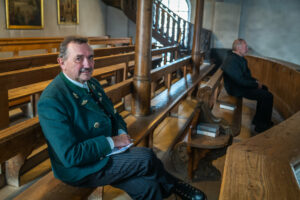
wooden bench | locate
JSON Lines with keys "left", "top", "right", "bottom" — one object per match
{"left": 1, "top": 55, "right": 212, "bottom": 199}
{"left": 0, "top": 36, "right": 132, "bottom": 57}
{"left": 0, "top": 46, "right": 178, "bottom": 129}
{"left": 0, "top": 45, "right": 135, "bottom": 73}
{"left": 219, "top": 111, "right": 300, "bottom": 200}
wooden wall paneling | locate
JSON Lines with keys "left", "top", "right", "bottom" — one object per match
{"left": 246, "top": 55, "right": 300, "bottom": 118}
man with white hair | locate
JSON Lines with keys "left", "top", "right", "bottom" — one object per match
{"left": 221, "top": 39, "right": 273, "bottom": 133}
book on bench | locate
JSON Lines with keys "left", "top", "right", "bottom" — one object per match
{"left": 196, "top": 123, "right": 220, "bottom": 137}
{"left": 219, "top": 102, "right": 236, "bottom": 111}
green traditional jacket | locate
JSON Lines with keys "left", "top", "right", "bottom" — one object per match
{"left": 38, "top": 72, "right": 127, "bottom": 183}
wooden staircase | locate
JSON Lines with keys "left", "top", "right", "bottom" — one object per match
{"left": 103, "top": 0, "right": 212, "bottom": 56}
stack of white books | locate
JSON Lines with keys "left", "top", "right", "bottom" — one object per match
{"left": 219, "top": 102, "right": 236, "bottom": 111}
{"left": 196, "top": 123, "right": 220, "bottom": 137}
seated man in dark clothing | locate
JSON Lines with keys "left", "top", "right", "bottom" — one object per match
{"left": 221, "top": 38, "right": 273, "bottom": 133}
{"left": 38, "top": 36, "right": 206, "bottom": 200}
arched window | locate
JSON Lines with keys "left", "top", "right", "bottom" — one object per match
{"left": 161, "top": 0, "right": 191, "bottom": 22}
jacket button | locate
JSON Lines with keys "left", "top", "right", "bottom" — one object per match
{"left": 94, "top": 122, "right": 100, "bottom": 128}
{"left": 81, "top": 99, "right": 88, "bottom": 106}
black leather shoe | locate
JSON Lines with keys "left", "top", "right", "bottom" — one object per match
{"left": 254, "top": 123, "right": 273, "bottom": 133}
{"left": 253, "top": 118, "right": 274, "bottom": 127}
{"left": 173, "top": 181, "right": 206, "bottom": 200}
{"left": 252, "top": 117, "right": 258, "bottom": 125}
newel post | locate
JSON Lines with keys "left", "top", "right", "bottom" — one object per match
{"left": 191, "top": 0, "right": 204, "bottom": 74}
{"left": 132, "top": 0, "right": 153, "bottom": 116}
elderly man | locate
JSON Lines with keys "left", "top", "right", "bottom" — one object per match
{"left": 221, "top": 39, "right": 273, "bottom": 133}
{"left": 38, "top": 36, "right": 206, "bottom": 200}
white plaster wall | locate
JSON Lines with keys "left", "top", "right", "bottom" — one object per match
{"left": 240, "top": 0, "right": 300, "bottom": 65}
{"left": 106, "top": 6, "right": 128, "bottom": 38}
{"left": 106, "top": 6, "right": 136, "bottom": 43}
{"left": 190, "top": 0, "right": 214, "bottom": 29}
{"left": 212, "top": 2, "right": 241, "bottom": 48}
{"left": 0, "top": 0, "right": 106, "bottom": 38}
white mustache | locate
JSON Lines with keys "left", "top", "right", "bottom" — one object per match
{"left": 79, "top": 68, "right": 93, "bottom": 73}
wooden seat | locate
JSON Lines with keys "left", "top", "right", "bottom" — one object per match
{"left": 180, "top": 104, "right": 230, "bottom": 179}
{"left": 219, "top": 111, "right": 300, "bottom": 200}
{"left": 171, "top": 68, "right": 242, "bottom": 180}
{"left": 188, "top": 134, "right": 230, "bottom": 149}
{"left": 14, "top": 171, "right": 102, "bottom": 200}
{"left": 213, "top": 88, "right": 243, "bottom": 137}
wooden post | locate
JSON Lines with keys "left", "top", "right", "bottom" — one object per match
{"left": 132, "top": 0, "right": 153, "bottom": 116}
{"left": 191, "top": 0, "right": 204, "bottom": 74}
{"left": 0, "top": 86, "right": 9, "bottom": 129}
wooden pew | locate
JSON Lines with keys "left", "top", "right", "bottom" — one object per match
{"left": 6, "top": 45, "right": 175, "bottom": 108}
{"left": 0, "top": 36, "right": 132, "bottom": 57}
{"left": 0, "top": 45, "right": 136, "bottom": 73}
{"left": 217, "top": 55, "right": 300, "bottom": 200}
{"left": 196, "top": 68, "right": 243, "bottom": 137}
{"left": 0, "top": 45, "right": 177, "bottom": 129}
{"left": 171, "top": 68, "right": 243, "bottom": 180}
{"left": 1, "top": 55, "right": 211, "bottom": 199}
{"left": 219, "top": 111, "right": 300, "bottom": 200}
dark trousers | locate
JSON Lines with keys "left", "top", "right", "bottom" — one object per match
{"left": 70, "top": 147, "right": 175, "bottom": 200}
{"left": 240, "top": 85, "right": 273, "bottom": 127}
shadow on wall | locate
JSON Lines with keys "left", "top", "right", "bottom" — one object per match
{"left": 209, "top": 46, "right": 262, "bottom": 70}
{"left": 209, "top": 48, "right": 230, "bottom": 69}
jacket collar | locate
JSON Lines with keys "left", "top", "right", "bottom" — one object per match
{"left": 59, "top": 72, "right": 102, "bottom": 112}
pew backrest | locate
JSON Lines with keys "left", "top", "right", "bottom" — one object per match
{"left": 0, "top": 45, "right": 136, "bottom": 73}
{"left": 0, "top": 36, "right": 132, "bottom": 57}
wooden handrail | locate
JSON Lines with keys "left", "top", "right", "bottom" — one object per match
{"left": 151, "top": 56, "right": 191, "bottom": 82}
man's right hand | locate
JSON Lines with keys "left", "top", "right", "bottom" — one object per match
{"left": 257, "top": 81, "right": 263, "bottom": 89}
{"left": 112, "top": 134, "right": 131, "bottom": 148}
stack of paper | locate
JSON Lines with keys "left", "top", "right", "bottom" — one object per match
{"left": 220, "top": 102, "right": 236, "bottom": 111}
{"left": 196, "top": 123, "right": 220, "bottom": 137}
{"left": 106, "top": 143, "right": 134, "bottom": 156}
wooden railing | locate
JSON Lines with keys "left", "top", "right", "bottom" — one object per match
{"left": 153, "top": 0, "right": 195, "bottom": 51}
{"left": 104, "top": 0, "right": 212, "bottom": 53}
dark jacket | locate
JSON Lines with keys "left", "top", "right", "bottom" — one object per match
{"left": 38, "top": 72, "right": 127, "bottom": 183}
{"left": 221, "top": 51, "right": 258, "bottom": 97}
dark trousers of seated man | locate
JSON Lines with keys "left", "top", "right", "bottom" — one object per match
{"left": 69, "top": 147, "right": 176, "bottom": 200}
{"left": 240, "top": 85, "right": 273, "bottom": 130}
